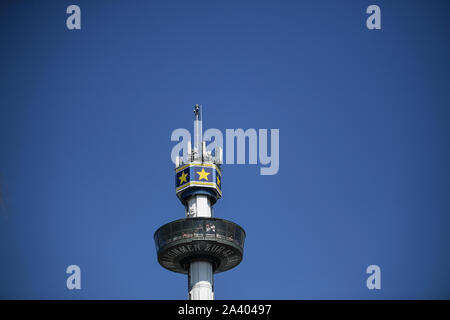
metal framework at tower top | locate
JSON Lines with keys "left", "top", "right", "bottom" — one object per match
{"left": 154, "top": 104, "right": 246, "bottom": 300}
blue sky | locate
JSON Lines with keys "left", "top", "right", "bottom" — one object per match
{"left": 1, "top": 0, "right": 449, "bottom": 299}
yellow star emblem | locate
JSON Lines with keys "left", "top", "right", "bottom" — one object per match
{"left": 196, "top": 168, "right": 210, "bottom": 181}
{"left": 178, "top": 171, "right": 188, "bottom": 184}
{"left": 216, "top": 176, "right": 221, "bottom": 186}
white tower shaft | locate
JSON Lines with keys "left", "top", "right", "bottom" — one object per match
{"left": 189, "top": 261, "right": 214, "bottom": 300}
{"left": 187, "top": 193, "right": 214, "bottom": 299}
{"left": 187, "top": 195, "right": 211, "bottom": 217}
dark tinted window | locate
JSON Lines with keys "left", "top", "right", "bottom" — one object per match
{"left": 215, "top": 220, "right": 226, "bottom": 239}
{"left": 172, "top": 221, "right": 182, "bottom": 233}
{"left": 234, "top": 228, "right": 241, "bottom": 245}
{"left": 193, "top": 220, "right": 204, "bottom": 237}
{"left": 205, "top": 222, "right": 216, "bottom": 235}
{"left": 181, "top": 219, "right": 193, "bottom": 231}
{"left": 158, "top": 227, "right": 170, "bottom": 247}
{"left": 226, "top": 223, "right": 236, "bottom": 240}
{"left": 240, "top": 229, "right": 245, "bottom": 246}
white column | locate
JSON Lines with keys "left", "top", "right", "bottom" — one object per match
{"left": 189, "top": 261, "right": 214, "bottom": 300}
{"left": 186, "top": 195, "right": 211, "bottom": 217}
{"left": 187, "top": 192, "right": 214, "bottom": 300}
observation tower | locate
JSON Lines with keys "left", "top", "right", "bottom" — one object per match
{"left": 154, "top": 104, "right": 246, "bottom": 300}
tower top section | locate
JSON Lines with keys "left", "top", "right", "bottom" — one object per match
{"left": 193, "top": 104, "right": 203, "bottom": 160}
{"left": 174, "top": 105, "right": 223, "bottom": 205}
{"left": 175, "top": 104, "right": 223, "bottom": 168}
{"left": 194, "top": 104, "right": 201, "bottom": 120}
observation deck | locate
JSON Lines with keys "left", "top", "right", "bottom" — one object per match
{"left": 154, "top": 217, "right": 246, "bottom": 274}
